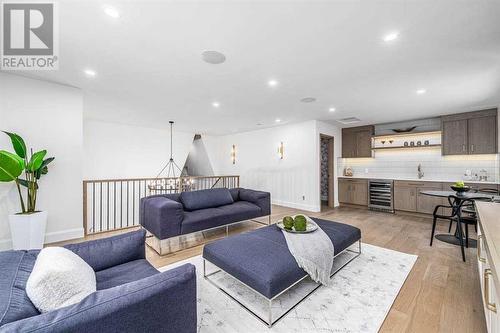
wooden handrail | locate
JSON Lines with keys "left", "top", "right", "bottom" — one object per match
{"left": 82, "top": 175, "right": 240, "bottom": 236}
{"left": 83, "top": 175, "right": 240, "bottom": 184}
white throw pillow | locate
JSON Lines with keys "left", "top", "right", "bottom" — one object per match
{"left": 26, "top": 247, "right": 96, "bottom": 313}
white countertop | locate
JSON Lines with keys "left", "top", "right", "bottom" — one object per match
{"left": 338, "top": 175, "right": 499, "bottom": 185}
{"left": 475, "top": 202, "right": 500, "bottom": 291}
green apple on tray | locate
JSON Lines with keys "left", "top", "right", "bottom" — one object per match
{"left": 282, "top": 215, "right": 307, "bottom": 232}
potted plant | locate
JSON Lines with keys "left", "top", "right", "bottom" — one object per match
{"left": 0, "top": 131, "right": 54, "bottom": 249}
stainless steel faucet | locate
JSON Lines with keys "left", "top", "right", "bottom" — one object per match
{"left": 417, "top": 164, "right": 424, "bottom": 179}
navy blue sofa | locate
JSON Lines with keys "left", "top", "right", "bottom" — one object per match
{"left": 140, "top": 187, "right": 271, "bottom": 242}
{"left": 0, "top": 230, "right": 197, "bottom": 333}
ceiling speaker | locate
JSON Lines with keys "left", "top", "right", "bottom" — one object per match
{"left": 202, "top": 50, "right": 226, "bottom": 64}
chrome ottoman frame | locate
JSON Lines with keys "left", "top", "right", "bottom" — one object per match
{"left": 203, "top": 239, "right": 362, "bottom": 328}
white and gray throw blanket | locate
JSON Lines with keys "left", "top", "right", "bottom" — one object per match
{"left": 281, "top": 215, "right": 335, "bottom": 285}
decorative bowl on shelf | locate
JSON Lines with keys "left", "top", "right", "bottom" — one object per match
{"left": 450, "top": 185, "right": 470, "bottom": 194}
{"left": 392, "top": 126, "right": 417, "bottom": 133}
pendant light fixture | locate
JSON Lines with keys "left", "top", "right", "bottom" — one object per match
{"left": 149, "top": 121, "right": 184, "bottom": 193}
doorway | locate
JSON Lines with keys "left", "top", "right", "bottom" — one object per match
{"left": 320, "top": 134, "right": 334, "bottom": 210}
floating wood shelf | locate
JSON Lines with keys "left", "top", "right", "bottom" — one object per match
{"left": 372, "top": 130, "right": 441, "bottom": 139}
{"left": 372, "top": 144, "right": 442, "bottom": 151}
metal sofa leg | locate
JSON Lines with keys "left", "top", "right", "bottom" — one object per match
{"left": 268, "top": 299, "right": 273, "bottom": 327}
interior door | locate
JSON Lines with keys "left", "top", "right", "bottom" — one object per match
{"left": 442, "top": 119, "right": 468, "bottom": 155}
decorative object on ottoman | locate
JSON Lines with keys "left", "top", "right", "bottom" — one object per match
{"left": 0, "top": 131, "right": 55, "bottom": 250}
{"left": 282, "top": 216, "right": 294, "bottom": 230}
{"left": 277, "top": 215, "right": 318, "bottom": 233}
{"left": 280, "top": 215, "right": 335, "bottom": 286}
{"left": 26, "top": 247, "right": 96, "bottom": 313}
{"left": 203, "top": 218, "right": 361, "bottom": 327}
{"left": 293, "top": 215, "right": 307, "bottom": 231}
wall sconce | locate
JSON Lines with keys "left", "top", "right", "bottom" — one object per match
{"left": 231, "top": 144, "right": 236, "bottom": 164}
{"left": 278, "top": 142, "right": 284, "bottom": 159}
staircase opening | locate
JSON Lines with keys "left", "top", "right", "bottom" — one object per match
{"left": 182, "top": 134, "right": 214, "bottom": 176}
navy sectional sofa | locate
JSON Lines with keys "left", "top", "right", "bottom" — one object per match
{"left": 140, "top": 187, "right": 271, "bottom": 242}
{"left": 0, "top": 230, "right": 196, "bottom": 333}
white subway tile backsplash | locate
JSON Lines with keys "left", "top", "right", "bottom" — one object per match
{"left": 338, "top": 150, "right": 499, "bottom": 182}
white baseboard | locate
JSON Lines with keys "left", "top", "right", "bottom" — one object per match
{"left": 272, "top": 199, "right": 321, "bottom": 212}
{"left": 0, "top": 239, "right": 12, "bottom": 251}
{"left": 0, "top": 228, "right": 84, "bottom": 251}
{"left": 44, "top": 228, "right": 85, "bottom": 244}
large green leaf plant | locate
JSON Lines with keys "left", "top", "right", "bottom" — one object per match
{"left": 0, "top": 132, "right": 54, "bottom": 214}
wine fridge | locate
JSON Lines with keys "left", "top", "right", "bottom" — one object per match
{"left": 368, "top": 179, "right": 394, "bottom": 213}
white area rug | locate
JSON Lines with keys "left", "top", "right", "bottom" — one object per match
{"left": 160, "top": 243, "right": 417, "bottom": 333}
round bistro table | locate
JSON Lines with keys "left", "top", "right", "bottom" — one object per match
{"left": 420, "top": 190, "right": 499, "bottom": 249}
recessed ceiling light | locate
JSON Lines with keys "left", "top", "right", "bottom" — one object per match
{"left": 329, "top": 107, "right": 336, "bottom": 112}
{"left": 275, "top": 118, "right": 281, "bottom": 123}
{"left": 416, "top": 89, "right": 427, "bottom": 95}
{"left": 268, "top": 79, "right": 278, "bottom": 87}
{"left": 212, "top": 101, "right": 220, "bottom": 108}
{"left": 84, "top": 69, "right": 97, "bottom": 77}
{"left": 383, "top": 31, "right": 399, "bottom": 42}
{"left": 103, "top": 5, "right": 120, "bottom": 18}
{"left": 300, "top": 97, "right": 316, "bottom": 103}
{"left": 202, "top": 50, "right": 226, "bottom": 64}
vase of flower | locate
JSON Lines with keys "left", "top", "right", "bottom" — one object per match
{"left": 9, "top": 211, "right": 48, "bottom": 250}
{"left": 0, "top": 131, "right": 54, "bottom": 250}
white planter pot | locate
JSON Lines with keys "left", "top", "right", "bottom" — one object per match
{"left": 9, "top": 211, "right": 48, "bottom": 250}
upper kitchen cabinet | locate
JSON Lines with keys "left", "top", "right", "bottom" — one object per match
{"left": 342, "top": 125, "right": 374, "bottom": 158}
{"left": 441, "top": 109, "right": 498, "bottom": 155}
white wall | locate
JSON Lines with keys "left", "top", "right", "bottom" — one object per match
{"left": 0, "top": 74, "right": 84, "bottom": 250}
{"left": 83, "top": 120, "right": 196, "bottom": 179}
{"left": 206, "top": 120, "right": 342, "bottom": 212}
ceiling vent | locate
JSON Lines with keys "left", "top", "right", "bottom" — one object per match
{"left": 337, "top": 117, "right": 361, "bottom": 124}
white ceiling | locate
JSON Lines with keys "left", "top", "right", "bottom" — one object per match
{"left": 9, "top": 0, "right": 500, "bottom": 135}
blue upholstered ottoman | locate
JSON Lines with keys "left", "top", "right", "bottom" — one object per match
{"left": 202, "top": 217, "right": 361, "bottom": 327}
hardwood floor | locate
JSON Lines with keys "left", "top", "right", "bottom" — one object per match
{"left": 52, "top": 205, "right": 487, "bottom": 332}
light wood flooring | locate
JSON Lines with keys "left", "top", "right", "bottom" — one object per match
{"left": 53, "top": 205, "right": 487, "bottom": 333}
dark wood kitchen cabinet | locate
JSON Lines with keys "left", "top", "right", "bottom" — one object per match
{"left": 468, "top": 115, "right": 497, "bottom": 154}
{"left": 394, "top": 181, "right": 443, "bottom": 214}
{"left": 338, "top": 178, "right": 368, "bottom": 206}
{"left": 342, "top": 125, "right": 374, "bottom": 158}
{"left": 442, "top": 119, "right": 468, "bottom": 155}
{"left": 394, "top": 185, "right": 416, "bottom": 212}
{"left": 442, "top": 109, "right": 498, "bottom": 155}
